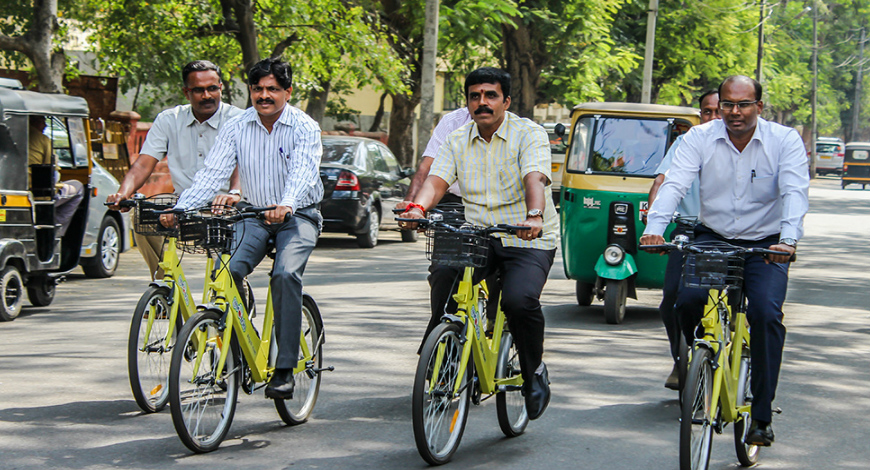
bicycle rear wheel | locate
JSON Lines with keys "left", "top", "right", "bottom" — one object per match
{"left": 412, "top": 322, "right": 471, "bottom": 465}
{"left": 127, "top": 286, "right": 175, "bottom": 413}
{"left": 680, "top": 346, "right": 715, "bottom": 470}
{"left": 496, "top": 332, "right": 528, "bottom": 437}
{"left": 275, "top": 295, "right": 323, "bottom": 425}
{"left": 734, "top": 350, "right": 760, "bottom": 466}
{"left": 169, "top": 309, "right": 239, "bottom": 453}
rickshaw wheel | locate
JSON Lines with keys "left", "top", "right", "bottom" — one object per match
{"left": 575, "top": 281, "right": 594, "bottom": 306}
{"left": 1, "top": 266, "right": 25, "bottom": 321}
{"left": 603, "top": 279, "right": 627, "bottom": 324}
{"left": 26, "top": 275, "right": 56, "bottom": 307}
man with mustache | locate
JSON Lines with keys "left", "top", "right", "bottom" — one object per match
{"left": 170, "top": 58, "right": 323, "bottom": 401}
{"left": 107, "top": 60, "right": 243, "bottom": 280}
{"left": 400, "top": 67, "right": 558, "bottom": 420}
{"left": 641, "top": 75, "right": 809, "bottom": 446}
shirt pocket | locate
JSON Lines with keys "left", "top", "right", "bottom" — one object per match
{"left": 750, "top": 172, "right": 778, "bottom": 203}
{"left": 495, "top": 152, "right": 523, "bottom": 202}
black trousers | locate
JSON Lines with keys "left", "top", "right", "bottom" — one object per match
{"left": 676, "top": 225, "right": 788, "bottom": 423}
{"left": 426, "top": 240, "right": 555, "bottom": 382}
{"left": 660, "top": 225, "right": 691, "bottom": 361}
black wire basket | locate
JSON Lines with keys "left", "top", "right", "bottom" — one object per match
{"left": 134, "top": 194, "right": 179, "bottom": 237}
{"left": 426, "top": 226, "right": 489, "bottom": 268}
{"left": 682, "top": 251, "right": 745, "bottom": 292}
{"left": 433, "top": 202, "right": 466, "bottom": 228}
{"left": 176, "top": 207, "right": 236, "bottom": 254}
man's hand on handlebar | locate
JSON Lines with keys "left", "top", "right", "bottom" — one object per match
{"left": 765, "top": 244, "right": 795, "bottom": 264}
{"left": 517, "top": 217, "right": 543, "bottom": 241}
{"left": 264, "top": 205, "right": 292, "bottom": 224}
{"left": 159, "top": 212, "right": 177, "bottom": 228}
{"left": 639, "top": 234, "right": 667, "bottom": 253}
{"left": 211, "top": 193, "right": 241, "bottom": 213}
{"left": 398, "top": 206, "right": 425, "bottom": 231}
{"left": 106, "top": 192, "right": 133, "bottom": 212}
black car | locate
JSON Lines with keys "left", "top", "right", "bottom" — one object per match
{"left": 319, "top": 136, "right": 414, "bottom": 247}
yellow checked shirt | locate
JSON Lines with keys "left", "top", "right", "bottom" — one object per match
{"left": 429, "top": 111, "right": 559, "bottom": 249}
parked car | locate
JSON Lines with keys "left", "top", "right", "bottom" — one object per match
{"left": 813, "top": 136, "right": 845, "bottom": 176}
{"left": 319, "top": 136, "right": 413, "bottom": 247}
{"left": 544, "top": 123, "right": 570, "bottom": 206}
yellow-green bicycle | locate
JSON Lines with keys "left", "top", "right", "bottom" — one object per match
{"left": 167, "top": 205, "right": 328, "bottom": 453}
{"left": 398, "top": 213, "right": 533, "bottom": 465}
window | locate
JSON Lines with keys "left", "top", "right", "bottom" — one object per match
{"left": 322, "top": 141, "right": 359, "bottom": 166}
{"left": 566, "top": 116, "right": 682, "bottom": 176}
{"left": 46, "top": 116, "right": 75, "bottom": 168}
{"left": 565, "top": 117, "right": 592, "bottom": 172}
{"left": 368, "top": 143, "right": 388, "bottom": 172}
{"left": 67, "top": 118, "right": 89, "bottom": 167}
{"left": 852, "top": 150, "right": 869, "bottom": 160}
{"left": 378, "top": 144, "right": 400, "bottom": 175}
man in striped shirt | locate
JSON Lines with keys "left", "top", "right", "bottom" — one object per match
{"left": 171, "top": 58, "right": 324, "bottom": 400}
{"left": 401, "top": 67, "right": 558, "bottom": 420}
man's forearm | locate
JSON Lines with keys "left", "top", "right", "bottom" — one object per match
{"left": 523, "top": 171, "right": 548, "bottom": 212}
{"left": 412, "top": 175, "right": 449, "bottom": 210}
{"left": 118, "top": 155, "right": 159, "bottom": 197}
{"left": 404, "top": 157, "right": 434, "bottom": 201}
{"left": 229, "top": 166, "right": 241, "bottom": 191}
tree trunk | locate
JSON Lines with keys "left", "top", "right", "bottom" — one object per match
{"left": 225, "top": 0, "right": 259, "bottom": 106}
{"left": 388, "top": 92, "right": 421, "bottom": 167}
{"left": 369, "top": 92, "right": 387, "bottom": 132}
{"left": 305, "top": 80, "right": 331, "bottom": 124}
{"left": 501, "top": 19, "right": 540, "bottom": 119}
{"left": 0, "top": 0, "right": 64, "bottom": 93}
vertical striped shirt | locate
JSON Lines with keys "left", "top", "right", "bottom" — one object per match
{"left": 429, "top": 111, "right": 559, "bottom": 249}
{"left": 176, "top": 104, "right": 324, "bottom": 211}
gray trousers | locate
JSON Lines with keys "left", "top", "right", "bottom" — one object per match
{"left": 228, "top": 206, "right": 321, "bottom": 369}
{"left": 56, "top": 180, "right": 84, "bottom": 237}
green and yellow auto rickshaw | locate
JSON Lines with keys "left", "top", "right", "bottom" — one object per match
{"left": 558, "top": 102, "right": 700, "bottom": 324}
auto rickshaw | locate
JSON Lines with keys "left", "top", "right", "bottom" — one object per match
{"left": 0, "top": 81, "right": 130, "bottom": 321}
{"left": 842, "top": 142, "right": 870, "bottom": 189}
{"left": 558, "top": 102, "right": 700, "bottom": 324}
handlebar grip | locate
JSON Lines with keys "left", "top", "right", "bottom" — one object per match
{"left": 493, "top": 224, "right": 543, "bottom": 238}
{"left": 392, "top": 208, "right": 406, "bottom": 214}
{"left": 106, "top": 200, "right": 136, "bottom": 208}
{"left": 396, "top": 217, "right": 428, "bottom": 223}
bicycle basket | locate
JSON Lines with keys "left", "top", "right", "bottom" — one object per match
{"left": 176, "top": 207, "right": 236, "bottom": 254}
{"left": 431, "top": 202, "right": 466, "bottom": 228}
{"left": 134, "top": 194, "right": 179, "bottom": 237}
{"left": 426, "top": 226, "right": 489, "bottom": 268}
{"left": 682, "top": 251, "right": 745, "bottom": 290}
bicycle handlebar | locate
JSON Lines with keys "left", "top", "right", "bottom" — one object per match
{"left": 639, "top": 242, "right": 796, "bottom": 262}
{"left": 396, "top": 217, "right": 540, "bottom": 237}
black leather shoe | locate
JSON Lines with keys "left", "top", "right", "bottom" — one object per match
{"left": 664, "top": 363, "right": 680, "bottom": 390}
{"left": 745, "top": 420, "right": 774, "bottom": 446}
{"left": 523, "top": 363, "right": 551, "bottom": 420}
{"left": 265, "top": 368, "right": 295, "bottom": 400}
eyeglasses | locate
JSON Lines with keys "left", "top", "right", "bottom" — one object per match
{"left": 188, "top": 85, "right": 220, "bottom": 95}
{"left": 719, "top": 100, "right": 758, "bottom": 111}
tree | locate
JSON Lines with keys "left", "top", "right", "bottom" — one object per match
{"left": 0, "top": 0, "right": 65, "bottom": 92}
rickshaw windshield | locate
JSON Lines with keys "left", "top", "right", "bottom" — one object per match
{"left": 566, "top": 116, "right": 683, "bottom": 176}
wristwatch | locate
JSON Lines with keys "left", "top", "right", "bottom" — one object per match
{"left": 527, "top": 208, "right": 543, "bottom": 219}
{"left": 779, "top": 237, "right": 797, "bottom": 248}
{"left": 228, "top": 189, "right": 241, "bottom": 196}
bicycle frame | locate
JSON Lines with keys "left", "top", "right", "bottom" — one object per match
{"left": 432, "top": 267, "right": 522, "bottom": 397}
{"left": 697, "top": 286, "right": 751, "bottom": 425}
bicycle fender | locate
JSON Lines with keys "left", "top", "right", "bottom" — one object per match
{"left": 148, "top": 280, "right": 172, "bottom": 290}
{"left": 593, "top": 253, "right": 638, "bottom": 280}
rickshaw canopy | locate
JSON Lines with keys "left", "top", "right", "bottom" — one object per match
{"left": 0, "top": 87, "right": 90, "bottom": 118}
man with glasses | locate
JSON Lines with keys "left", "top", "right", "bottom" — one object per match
{"left": 645, "top": 89, "right": 720, "bottom": 390}
{"left": 107, "top": 60, "right": 243, "bottom": 279}
{"left": 641, "top": 75, "right": 809, "bottom": 447}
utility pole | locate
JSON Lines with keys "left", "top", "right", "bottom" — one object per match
{"left": 756, "top": 0, "right": 765, "bottom": 83}
{"left": 852, "top": 27, "right": 866, "bottom": 141}
{"left": 417, "top": 0, "right": 440, "bottom": 167}
{"left": 641, "top": 0, "right": 658, "bottom": 103}
{"left": 811, "top": 1, "right": 818, "bottom": 179}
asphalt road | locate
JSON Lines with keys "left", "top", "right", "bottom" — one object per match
{"left": 0, "top": 177, "right": 867, "bottom": 470}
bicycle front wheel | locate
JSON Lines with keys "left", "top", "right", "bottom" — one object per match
{"left": 275, "top": 295, "right": 323, "bottom": 425}
{"left": 680, "top": 346, "right": 716, "bottom": 470}
{"left": 412, "top": 321, "right": 471, "bottom": 465}
{"left": 496, "top": 332, "right": 528, "bottom": 437}
{"left": 169, "top": 309, "right": 239, "bottom": 453}
{"left": 128, "top": 286, "right": 175, "bottom": 413}
{"left": 734, "top": 350, "right": 760, "bottom": 466}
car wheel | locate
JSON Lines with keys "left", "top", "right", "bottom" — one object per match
{"left": 401, "top": 229, "right": 418, "bottom": 243}
{"left": 357, "top": 207, "right": 380, "bottom": 248}
{"left": 82, "top": 216, "right": 120, "bottom": 278}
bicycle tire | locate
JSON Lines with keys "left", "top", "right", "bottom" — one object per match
{"left": 275, "top": 295, "right": 324, "bottom": 425}
{"left": 734, "top": 350, "right": 760, "bottom": 466}
{"left": 495, "top": 332, "right": 528, "bottom": 437}
{"left": 412, "top": 321, "right": 471, "bottom": 465}
{"left": 680, "top": 347, "right": 715, "bottom": 470}
{"left": 127, "top": 285, "right": 175, "bottom": 413}
{"left": 169, "top": 309, "right": 240, "bottom": 453}
{"left": 677, "top": 332, "right": 689, "bottom": 405}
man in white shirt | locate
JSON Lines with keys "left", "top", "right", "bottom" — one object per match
{"left": 107, "top": 60, "right": 243, "bottom": 279}
{"left": 170, "top": 58, "right": 323, "bottom": 401}
{"left": 402, "top": 107, "right": 471, "bottom": 205}
{"left": 641, "top": 75, "right": 809, "bottom": 447}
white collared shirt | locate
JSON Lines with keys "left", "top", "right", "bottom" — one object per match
{"left": 645, "top": 117, "right": 809, "bottom": 241}
{"left": 424, "top": 108, "right": 472, "bottom": 197}
{"left": 139, "top": 102, "right": 243, "bottom": 193}
{"left": 176, "top": 104, "right": 323, "bottom": 211}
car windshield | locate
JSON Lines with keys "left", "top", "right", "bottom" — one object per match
{"left": 816, "top": 143, "right": 841, "bottom": 153}
{"left": 566, "top": 116, "right": 677, "bottom": 176}
{"left": 321, "top": 141, "right": 358, "bottom": 165}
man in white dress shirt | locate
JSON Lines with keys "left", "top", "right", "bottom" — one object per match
{"left": 641, "top": 75, "right": 809, "bottom": 447}
{"left": 170, "top": 58, "right": 323, "bottom": 400}
{"left": 107, "top": 60, "right": 243, "bottom": 279}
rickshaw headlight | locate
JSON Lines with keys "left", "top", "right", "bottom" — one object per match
{"left": 604, "top": 245, "right": 625, "bottom": 266}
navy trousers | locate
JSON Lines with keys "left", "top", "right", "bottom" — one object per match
{"left": 229, "top": 206, "right": 321, "bottom": 370}
{"left": 660, "top": 225, "right": 690, "bottom": 362}
{"left": 676, "top": 226, "right": 788, "bottom": 422}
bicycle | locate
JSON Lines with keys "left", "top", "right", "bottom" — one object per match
{"left": 398, "top": 213, "right": 534, "bottom": 465}
{"left": 166, "top": 205, "right": 329, "bottom": 453}
{"left": 112, "top": 195, "right": 256, "bottom": 414}
{"left": 641, "top": 237, "right": 792, "bottom": 470}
